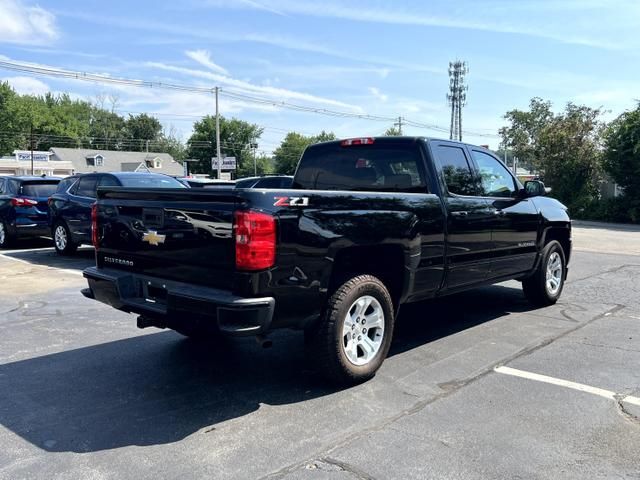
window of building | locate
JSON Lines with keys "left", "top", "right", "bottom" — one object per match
{"left": 95, "top": 155, "right": 104, "bottom": 167}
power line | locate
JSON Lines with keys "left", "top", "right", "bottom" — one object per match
{"left": 0, "top": 59, "right": 499, "bottom": 139}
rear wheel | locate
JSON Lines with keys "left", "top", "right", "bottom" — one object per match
{"left": 306, "top": 275, "right": 394, "bottom": 385}
{"left": 0, "top": 221, "right": 14, "bottom": 248}
{"left": 53, "top": 221, "right": 78, "bottom": 255}
{"left": 522, "top": 240, "right": 566, "bottom": 306}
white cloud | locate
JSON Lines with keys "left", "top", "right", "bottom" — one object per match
{"left": 199, "top": 0, "right": 634, "bottom": 50}
{"left": 185, "top": 49, "right": 229, "bottom": 75}
{"left": 145, "top": 59, "right": 361, "bottom": 110}
{"left": 2, "top": 75, "right": 49, "bottom": 95}
{"left": 0, "top": 0, "right": 58, "bottom": 45}
{"left": 368, "top": 87, "right": 387, "bottom": 102}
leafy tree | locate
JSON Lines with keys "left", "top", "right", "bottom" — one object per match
{"left": 384, "top": 126, "right": 401, "bottom": 136}
{"left": 155, "top": 126, "right": 186, "bottom": 162}
{"left": 603, "top": 106, "right": 640, "bottom": 220}
{"left": 273, "top": 130, "right": 336, "bottom": 174}
{"left": 237, "top": 153, "right": 274, "bottom": 178}
{"left": 186, "top": 115, "right": 263, "bottom": 177}
{"left": 499, "top": 98, "right": 604, "bottom": 210}
{"left": 124, "top": 113, "right": 163, "bottom": 151}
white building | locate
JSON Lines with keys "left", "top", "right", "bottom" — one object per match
{"left": 0, "top": 151, "right": 75, "bottom": 177}
{"left": 49, "top": 148, "right": 184, "bottom": 176}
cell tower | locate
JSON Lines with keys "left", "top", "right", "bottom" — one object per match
{"left": 447, "top": 61, "right": 469, "bottom": 141}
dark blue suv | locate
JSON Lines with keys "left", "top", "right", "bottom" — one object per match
{"left": 48, "top": 172, "right": 186, "bottom": 254}
{"left": 0, "top": 176, "right": 61, "bottom": 248}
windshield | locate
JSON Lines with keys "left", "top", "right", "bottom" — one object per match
{"left": 117, "top": 175, "right": 186, "bottom": 188}
{"left": 19, "top": 181, "right": 60, "bottom": 197}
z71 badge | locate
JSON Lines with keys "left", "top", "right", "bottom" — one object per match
{"left": 274, "top": 196, "right": 309, "bottom": 207}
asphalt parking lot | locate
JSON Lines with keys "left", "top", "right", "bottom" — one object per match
{"left": 0, "top": 222, "right": 639, "bottom": 479}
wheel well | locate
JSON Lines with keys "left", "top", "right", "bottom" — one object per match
{"left": 545, "top": 227, "right": 571, "bottom": 264}
{"left": 329, "top": 245, "right": 405, "bottom": 307}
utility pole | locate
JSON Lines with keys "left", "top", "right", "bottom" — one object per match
{"left": 30, "top": 123, "right": 34, "bottom": 175}
{"left": 394, "top": 116, "right": 404, "bottom": 135}
{"left": 250, "top": 141, "right": 258, "bottom": 176}
{"left": 447, "top": 61, "right": 468, "bottom": 141}
{"left": 215, "top": 86, "right": 222, "bottom": 179}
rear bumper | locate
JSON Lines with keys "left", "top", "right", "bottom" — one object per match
{"left": 82, "top": 267, "right": 275, "bottom": 336}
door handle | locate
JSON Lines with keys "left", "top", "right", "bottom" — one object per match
{"left": 451, "top": 211, "right": 469, "bottom": 217}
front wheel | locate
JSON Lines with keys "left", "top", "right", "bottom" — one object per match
{"left": 306, "top": 275, "right": 395, "bottom": 385}
{"left": 522, "top": 240, "right": 566, "bottom": 306}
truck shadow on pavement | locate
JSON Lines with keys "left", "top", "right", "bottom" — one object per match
{"left": 0, "top": 284, "right": 535, "bottom": 453}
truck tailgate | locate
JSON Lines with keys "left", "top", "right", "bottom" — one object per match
{"left": 95, "top": 188, "right": 239, "bottom": 290}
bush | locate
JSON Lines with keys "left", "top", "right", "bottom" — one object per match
{"left": 572, "top": 196, "right": 640, "bottom": 224}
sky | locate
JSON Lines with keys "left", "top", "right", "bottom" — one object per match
{"left": 0, "top": 0, "right": 639, "bottom": 154}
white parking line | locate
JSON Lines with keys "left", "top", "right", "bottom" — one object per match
{"left": 0, "top": 253, "right": 85, "bottom": 276}
{"left": 0, "top": 247, "right": 55, "bottom": 254}
{"left": 494, "top": 366, "right": 640, "bottom": 406}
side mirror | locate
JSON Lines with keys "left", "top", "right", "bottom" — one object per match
{"left": 523, "top": 180, "right": 547, "bottom": 197}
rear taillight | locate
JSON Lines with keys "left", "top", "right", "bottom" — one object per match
{"left": 11, "top": 197, "right": 38, "bottom": 207}
{"left": 91, "top": 203, "right": 98, "bottom": 248}
{"left": 340, "top": 137, "right": 375, "bottom": 147}
{"left": 234, "top": 211, "right": 276, "bottom": 271}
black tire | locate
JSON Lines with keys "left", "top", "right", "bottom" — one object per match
{"left": 306, "top": 274, "right": 395, "bottom": 385}
{"left": 52, "top": 221, "right": 78, "bottom": 255}
{"left": 0, "top": 221, "right": 14, "bottom": 249}
{"left": 522, "top": 240, "right": 566, "bottom": 307}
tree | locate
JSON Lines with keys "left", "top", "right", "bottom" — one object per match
{"left": 384, "top": 126, "right": 401, "bottom": 136}
{"left": 499, "top": 98, "right": 604, "bottom": 210}
{"left": 186, "top": 115, "right": 263, "bottom": 177}
{"left": 499, "top": 98, "right": 554, "bottom": 172}
{"left": 124, "top": 113, "right": 163, "bottom": 151}
{"left": 603, "top": 106, "right": 640, "bottom": 219}
{"left": 155, "top": 126, "right": 186, "bottom": 162}
{"left": 273, "top": 130, "right": 336, "bottom": 174}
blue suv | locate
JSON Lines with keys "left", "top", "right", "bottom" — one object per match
{"left": 0, "top": 176, "right": 61, "bottom": 248}
{"left": 48, "top": 172, "right": 186, "bottom": 254}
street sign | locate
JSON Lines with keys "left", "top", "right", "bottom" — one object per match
{"left": 211, "top": 156, "right": 237, "bottom": 170}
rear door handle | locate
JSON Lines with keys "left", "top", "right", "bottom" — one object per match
{"left": 451, "top": 211, "right": 469, "bottom": 217}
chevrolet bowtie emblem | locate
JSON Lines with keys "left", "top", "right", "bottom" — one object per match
{"left": 142, "top": 230, "right": 166, "bottom": 246}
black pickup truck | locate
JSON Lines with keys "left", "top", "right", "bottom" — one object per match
{"left": 83, "top": 137, "right": 571, "bottom": 384}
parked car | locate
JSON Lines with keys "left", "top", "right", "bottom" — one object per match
{"left": 234, "top": 175, "right": 293, "bottom": 189}
{"left": 48, "top": 172, "right": 186, "bottom": 255}
{"left": 0, "top": 176, "right": 61, "bottom": 248}
{"left": 82, "top": 137, "right": 571, "bottom": 384}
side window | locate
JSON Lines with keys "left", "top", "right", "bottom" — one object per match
{"left": 76, "top": 176, "right": 98, "bottom": 198}
{"left": 471, "top": 150, "right": 517, "bottom": 198}
{"left": 434, "top": 145, "right": 481, "bottom": 196}
{"left": 98, "top": 175, "right": 120, "bottom": 187}
{"left": 0, "top": 179, "right": 5, "bottom": 194}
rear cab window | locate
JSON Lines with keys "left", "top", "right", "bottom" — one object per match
{"left": 293, "top": 140, "right": 428, "bottom": 193}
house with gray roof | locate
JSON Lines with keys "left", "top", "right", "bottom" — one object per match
{"left": 49, "top": 148, "right": 184, "bottom": 176}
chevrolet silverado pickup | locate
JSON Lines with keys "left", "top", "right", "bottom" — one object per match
{"left": 82, "top": 137, "right": 571, "bottom": 384}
